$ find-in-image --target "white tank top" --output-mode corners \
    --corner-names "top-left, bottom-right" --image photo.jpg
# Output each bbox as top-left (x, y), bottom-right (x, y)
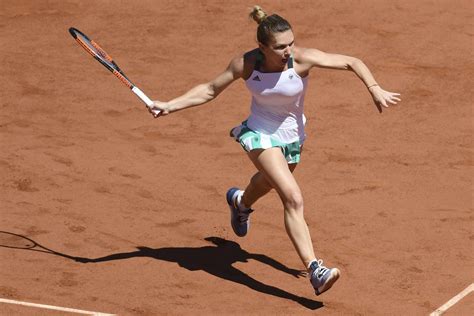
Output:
top-left (245, 59), bottom-right (308, 144)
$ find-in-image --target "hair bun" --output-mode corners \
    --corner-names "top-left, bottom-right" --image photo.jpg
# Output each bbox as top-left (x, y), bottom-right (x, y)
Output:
top-left (249, 5), bottom-right (267, 24)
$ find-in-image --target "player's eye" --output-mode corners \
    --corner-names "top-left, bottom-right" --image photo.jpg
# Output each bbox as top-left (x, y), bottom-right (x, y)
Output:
top-left (274, 41), bottom-right (294, 50)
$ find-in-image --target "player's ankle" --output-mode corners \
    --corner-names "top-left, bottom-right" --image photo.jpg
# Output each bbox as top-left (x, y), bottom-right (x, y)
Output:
top-left (237, 191), bottom-right (251, 211)
top-left (307, 259), bottom-right (318, 272)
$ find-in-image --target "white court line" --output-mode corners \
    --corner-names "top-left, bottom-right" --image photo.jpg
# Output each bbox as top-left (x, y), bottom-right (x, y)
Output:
top-left (430, 283), bottom-right (474, 316)
top-left (0, 298), bottom-right (115, 315)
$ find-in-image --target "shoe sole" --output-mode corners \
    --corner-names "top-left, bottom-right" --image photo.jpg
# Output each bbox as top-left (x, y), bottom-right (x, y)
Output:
top-left (315, 268), bottom-right (340, 296)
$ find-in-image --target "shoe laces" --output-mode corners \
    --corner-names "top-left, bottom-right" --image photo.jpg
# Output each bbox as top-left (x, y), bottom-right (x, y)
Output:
top-left (237, 208), bottom-right (253, 223)
top-left (311, 259), bottom-right (329, 278)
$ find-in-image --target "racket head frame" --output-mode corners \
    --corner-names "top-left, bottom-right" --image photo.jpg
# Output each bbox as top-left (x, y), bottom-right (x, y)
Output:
top-left (69, 27), bottom-right (133, 88)
top-left (69, 27), bottom-right (159, 114)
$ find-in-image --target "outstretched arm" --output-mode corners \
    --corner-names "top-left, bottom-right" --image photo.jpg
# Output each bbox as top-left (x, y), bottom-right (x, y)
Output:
top-left (300, 48), bottom-right (401, 112)
top-left (148, 56), bottom-right (243, 116)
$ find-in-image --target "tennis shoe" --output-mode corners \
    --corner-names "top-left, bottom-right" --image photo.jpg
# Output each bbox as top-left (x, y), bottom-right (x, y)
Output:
top-left (226, 187), bottom-right (253, 237)
top-left (309, 259), bottom-right (340, 295)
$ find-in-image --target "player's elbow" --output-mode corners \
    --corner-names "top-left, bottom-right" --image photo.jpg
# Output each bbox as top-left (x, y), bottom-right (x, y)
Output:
top-left (348, 57), bottom-right (363, 70)
top-left (206, 82), bottom-right (220, 100)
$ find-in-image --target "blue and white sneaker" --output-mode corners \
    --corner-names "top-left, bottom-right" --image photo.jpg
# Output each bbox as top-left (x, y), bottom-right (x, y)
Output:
top-left (309, 259), bottom-right (340, 295)
top-left (226, 187), bottom-right (253, 237)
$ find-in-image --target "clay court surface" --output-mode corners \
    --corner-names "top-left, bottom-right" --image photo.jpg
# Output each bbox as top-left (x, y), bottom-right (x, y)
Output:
top-left (1, 0), bottom-right (473, 315)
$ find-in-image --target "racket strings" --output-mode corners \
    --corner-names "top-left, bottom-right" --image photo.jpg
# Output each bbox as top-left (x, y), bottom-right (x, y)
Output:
top-left (74, 36), bottom-right (114, 69)
top-left (90, 40), bottom-right (113, 63)
top-left (73, 33), bottom-right (131, 87)
top-left (75, 38), bottom-right (99, 59)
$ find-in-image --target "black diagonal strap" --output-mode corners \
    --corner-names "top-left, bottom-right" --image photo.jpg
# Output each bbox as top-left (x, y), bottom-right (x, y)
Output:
top-left (255, 50), bottom-right (264, 71)
top-left (255, 51), bottom-right (293, 70)
top-left (288, 55), bottom-right (294, 68)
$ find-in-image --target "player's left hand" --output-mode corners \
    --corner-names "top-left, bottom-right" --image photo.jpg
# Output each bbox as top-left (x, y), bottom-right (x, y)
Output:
top-left (369, 85), bottom-right (401, 113)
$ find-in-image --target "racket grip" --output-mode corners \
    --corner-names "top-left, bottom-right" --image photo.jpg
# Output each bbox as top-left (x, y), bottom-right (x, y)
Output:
top-left (132, 86), bottom-right (161, 116)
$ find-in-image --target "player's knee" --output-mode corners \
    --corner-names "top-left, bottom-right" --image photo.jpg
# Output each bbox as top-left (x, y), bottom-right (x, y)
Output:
top-left (283, 191), bottom-right (304, 212)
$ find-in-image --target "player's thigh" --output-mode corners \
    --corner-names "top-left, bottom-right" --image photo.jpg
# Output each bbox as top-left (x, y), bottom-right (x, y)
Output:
top-left (254, 160), bottom-right (297, 187)
top-left (247, 148), bottom-right (301, 201)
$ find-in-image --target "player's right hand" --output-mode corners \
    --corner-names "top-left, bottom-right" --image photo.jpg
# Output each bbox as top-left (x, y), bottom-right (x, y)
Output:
top-left (148, 101), bottom-right (170, 118)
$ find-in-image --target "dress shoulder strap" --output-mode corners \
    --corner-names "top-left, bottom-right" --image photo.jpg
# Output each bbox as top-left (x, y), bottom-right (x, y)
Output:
top-left (254, 50), bottom-right (264, 71)
top-left (254, 51), bottom-right (294, 71)
top-left (288, 55), bottom-right (294, 68)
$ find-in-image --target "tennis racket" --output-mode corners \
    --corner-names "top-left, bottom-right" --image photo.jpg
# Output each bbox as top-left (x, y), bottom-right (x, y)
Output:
top-left (69, 27), bottom-right (160, 117)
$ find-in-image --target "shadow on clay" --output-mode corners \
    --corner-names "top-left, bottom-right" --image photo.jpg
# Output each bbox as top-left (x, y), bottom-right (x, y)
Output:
top-left (0, 231), bottom-right (323, 310)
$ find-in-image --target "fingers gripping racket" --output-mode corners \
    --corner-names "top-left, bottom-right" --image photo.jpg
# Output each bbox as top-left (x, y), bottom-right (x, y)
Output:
top-left (69, 27), bottom-right (160, 117)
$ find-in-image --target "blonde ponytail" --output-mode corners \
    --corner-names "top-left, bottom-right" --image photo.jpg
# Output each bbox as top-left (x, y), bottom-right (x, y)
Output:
top-left (249, 6), bottom-right (292, 45)
top-left (249, 5), bottom-right (267, 25)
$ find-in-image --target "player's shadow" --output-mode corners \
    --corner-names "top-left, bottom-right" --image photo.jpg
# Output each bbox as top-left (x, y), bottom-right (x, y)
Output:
top-left (0, 231), bottom-right (322, 310)
top-left (77, 236), bottom-right (323, 310)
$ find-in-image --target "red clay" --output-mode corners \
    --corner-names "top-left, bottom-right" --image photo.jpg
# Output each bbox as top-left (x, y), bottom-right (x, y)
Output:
top-left (1, 1), bottom-right (472, 315)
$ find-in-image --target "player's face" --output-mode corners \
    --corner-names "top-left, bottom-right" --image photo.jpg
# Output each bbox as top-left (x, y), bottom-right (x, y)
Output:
top-left (259, 30), bottom-right (295, 69)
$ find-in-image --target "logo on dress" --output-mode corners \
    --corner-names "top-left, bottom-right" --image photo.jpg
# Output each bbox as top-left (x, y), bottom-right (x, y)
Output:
top-left (289, 74), bottom-right (294, 79)
top-left (252, 75), bottom-right (261, 81)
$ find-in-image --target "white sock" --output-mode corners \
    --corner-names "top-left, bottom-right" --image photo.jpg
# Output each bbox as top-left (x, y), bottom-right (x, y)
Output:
top-left (236, 191), bottom-right (249, 211)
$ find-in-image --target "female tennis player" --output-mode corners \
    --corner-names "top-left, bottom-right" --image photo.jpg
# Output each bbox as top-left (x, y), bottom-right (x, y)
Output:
top-left (148, 6), bottom-right (401, 296)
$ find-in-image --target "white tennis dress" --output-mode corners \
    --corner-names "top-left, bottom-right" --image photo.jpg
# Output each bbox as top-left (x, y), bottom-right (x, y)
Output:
top-left (245, 58), bottom-right (308, 144)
